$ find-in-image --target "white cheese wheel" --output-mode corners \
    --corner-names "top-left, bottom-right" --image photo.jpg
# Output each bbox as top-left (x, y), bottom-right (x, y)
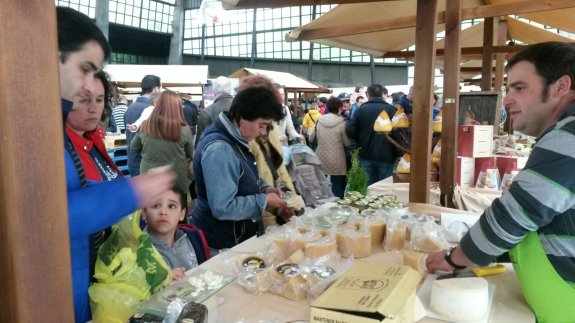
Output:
top-left (430, 277), bottom-right (489, 322)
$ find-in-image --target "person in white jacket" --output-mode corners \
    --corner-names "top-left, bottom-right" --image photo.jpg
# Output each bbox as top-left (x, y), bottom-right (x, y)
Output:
top-left (275, 85), bottom-right (304, 146)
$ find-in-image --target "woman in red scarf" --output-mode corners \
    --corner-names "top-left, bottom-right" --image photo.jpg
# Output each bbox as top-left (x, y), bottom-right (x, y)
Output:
top-left (65, 71), bottom-right (122, 182)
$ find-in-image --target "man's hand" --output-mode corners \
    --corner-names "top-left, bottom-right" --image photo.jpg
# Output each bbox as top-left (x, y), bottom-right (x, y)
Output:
top-left (426, 250), bottom-right (454, 273)
top-left (426, 247), bottom-right (472, 273)
top-left (129, 166), bottom-right (176, 208)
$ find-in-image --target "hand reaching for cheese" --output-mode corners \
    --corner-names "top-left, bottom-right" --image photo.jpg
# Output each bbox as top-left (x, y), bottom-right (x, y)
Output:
top-left (426, 250), bottom-right (456, 273)
top-left (276, 206), bottom-right (295, 222)
top-left (426, 247), bottom-right (473, 273)
top-left (171, 267), bottom-right (186, 281)
top-left (266, 192), bottom-right (288, 210)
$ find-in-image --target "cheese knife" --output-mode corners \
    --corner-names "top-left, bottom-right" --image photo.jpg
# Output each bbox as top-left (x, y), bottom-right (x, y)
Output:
top-left (437, 264), bottom-right (507, 280)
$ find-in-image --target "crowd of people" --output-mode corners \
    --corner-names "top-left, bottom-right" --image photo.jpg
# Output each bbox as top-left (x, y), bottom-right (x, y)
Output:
top-left (51, 6), bottom-right (575, 322)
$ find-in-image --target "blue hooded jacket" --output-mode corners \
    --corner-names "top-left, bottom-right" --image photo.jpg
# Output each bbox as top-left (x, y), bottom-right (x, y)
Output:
top-left (63, 99), bottom-right (138, 322)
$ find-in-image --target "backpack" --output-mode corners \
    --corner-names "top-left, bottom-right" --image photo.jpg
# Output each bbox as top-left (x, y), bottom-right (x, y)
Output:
top-left (178, 224), bottom-right (211, 265)
top-left (286, 144), bottom-right (338, 207)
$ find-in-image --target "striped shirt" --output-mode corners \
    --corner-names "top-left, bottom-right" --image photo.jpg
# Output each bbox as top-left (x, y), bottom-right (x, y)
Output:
top-left (112, 103), bottom-right (128, 132)
top-left (461, 112), bottom-right (575, 284)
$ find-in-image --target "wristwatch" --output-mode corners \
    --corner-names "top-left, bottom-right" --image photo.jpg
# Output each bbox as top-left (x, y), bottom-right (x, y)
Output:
top-left (444, 246), bottom-right (467, 270)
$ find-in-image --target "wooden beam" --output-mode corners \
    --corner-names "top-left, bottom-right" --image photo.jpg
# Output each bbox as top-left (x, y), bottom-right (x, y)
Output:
top-left (0, 2), bottom-right (75, 322)
top-left (383, 44), bottom-right (533, 59)
top-left (287, 0), bottom-right (575, 42)
top-left (459, 67), bottom-right (496, 73)
top-left (481, 17), bottom-right (495, 91)
top-left (439, 0), bottom-right (461, 209)
top-left (223, 0), bottom-right (388, 9)
top-left (410, 0), bottom-right (439, 204)
top-left (494, 18), bottom-right (508, 92)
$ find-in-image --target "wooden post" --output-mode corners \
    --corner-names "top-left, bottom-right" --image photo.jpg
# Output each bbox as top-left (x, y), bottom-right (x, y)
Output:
top-left (494, 18), bottom-right (507, 89)
top-left (439, 0), bottom-right (461, 208)
top-left (0, 2), bottom-right (74, 322)
top-left (410, 0), bottom-right (438, 203)
top-left (481, 17), bottom-right (495, 91)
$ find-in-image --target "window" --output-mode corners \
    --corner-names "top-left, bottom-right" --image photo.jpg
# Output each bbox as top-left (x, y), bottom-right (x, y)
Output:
top-left (56, 0), bottom-right (96, 17)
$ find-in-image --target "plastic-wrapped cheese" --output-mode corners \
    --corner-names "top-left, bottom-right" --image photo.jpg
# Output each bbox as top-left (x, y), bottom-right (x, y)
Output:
top-left (413, 235), bottom-right (443, 253)
top-left (305, 237), bottom-right (337, 258)
top-left (250, 269), bottom-right (271, 294)
top-left (430, 277), bottom-right (489, 322)
top-left (369, 218), bottom-right (386, 246)
top-left (338, 230), bottom-right (371, 258)
top-left (357, 218), bottom-right (386, 246)
top-left (270, 236), bottom-right (290, 258)
top-left (289, 232), bottom-right (321, 255)
top-left (384, 223), bottom-right (407, 250)
top-left (401, 250), bottom-right (427, 273)
top-left (288, 249), bottom-right (305, 264)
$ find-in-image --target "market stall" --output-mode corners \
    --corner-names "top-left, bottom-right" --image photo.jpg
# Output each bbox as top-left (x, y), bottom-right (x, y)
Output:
top-left (229, 67), bottom-right (331, 104)
top-left (104, 64), bottom-right (209, 101)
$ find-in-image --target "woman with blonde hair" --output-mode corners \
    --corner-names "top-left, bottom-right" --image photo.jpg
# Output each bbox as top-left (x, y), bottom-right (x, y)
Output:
top-left (131, 90), bottom-right (194, 196)
top-left (302, 102), bottom-right (321, 148)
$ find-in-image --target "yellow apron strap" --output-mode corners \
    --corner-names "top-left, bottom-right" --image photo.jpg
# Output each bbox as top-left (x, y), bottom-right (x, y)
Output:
top-left (509, 231), bottom-right (575, 323)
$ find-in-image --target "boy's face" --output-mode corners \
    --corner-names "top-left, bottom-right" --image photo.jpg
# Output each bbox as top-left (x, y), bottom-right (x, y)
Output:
top-left (59, 40), bottom-right (105, 102)
top-left (142, 190), bottom-right (185, 235)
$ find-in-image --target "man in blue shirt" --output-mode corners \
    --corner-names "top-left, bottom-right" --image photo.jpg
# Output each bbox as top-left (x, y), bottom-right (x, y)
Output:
top-left (124, 74), bottom-right (161, 176)
top-left (56, 7), bottom-right (175, 321)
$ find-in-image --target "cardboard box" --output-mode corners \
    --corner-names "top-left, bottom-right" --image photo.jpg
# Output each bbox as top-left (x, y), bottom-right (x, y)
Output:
top-left (456, 157), bottom-right (475, 188)
top-left (104, 134), bottom-right (127, 149)
top-left (473, 157), bottom-right (497, 186)
top-left (496, 156), bottom-right (528, 175)
top-left (458, 125), bottom-right (493, 158)
top-left (310, 264), bottom-right (421, 323)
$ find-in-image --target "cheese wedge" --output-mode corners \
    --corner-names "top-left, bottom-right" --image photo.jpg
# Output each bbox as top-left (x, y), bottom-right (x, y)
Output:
top-left (414, 235), bottom-right (443, 253)
top-left (401, 250), bottom-right (427, 273)
top-left (288, 249), bottom-right (305, 264)
top-left (305, 237), bottom-right (337, 258)
top-left (397, 153), bottom-right (411, 174)
top-left (384, 223), bottom-right (407, 250)
top-left (373, 110), bottom-right (392, 132)
top-left (289, 233), bottom-right (321, 255)
top-left (338, 230), bottom-right (372, 258)
top-left (391, 107), bottom-right (410, 128)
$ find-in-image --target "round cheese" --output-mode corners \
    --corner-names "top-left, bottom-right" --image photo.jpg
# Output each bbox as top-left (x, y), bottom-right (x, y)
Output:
top-left (430, 277), bottom-right (489, 322)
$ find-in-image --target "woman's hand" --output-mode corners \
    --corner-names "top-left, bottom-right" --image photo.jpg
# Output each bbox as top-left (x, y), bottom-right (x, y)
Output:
top-left (171, 267), bottom-right (186, 281)
top-left (276, 206), bottom-right (295, 222)
top-left (266, 192), bottom-right (287, 209)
